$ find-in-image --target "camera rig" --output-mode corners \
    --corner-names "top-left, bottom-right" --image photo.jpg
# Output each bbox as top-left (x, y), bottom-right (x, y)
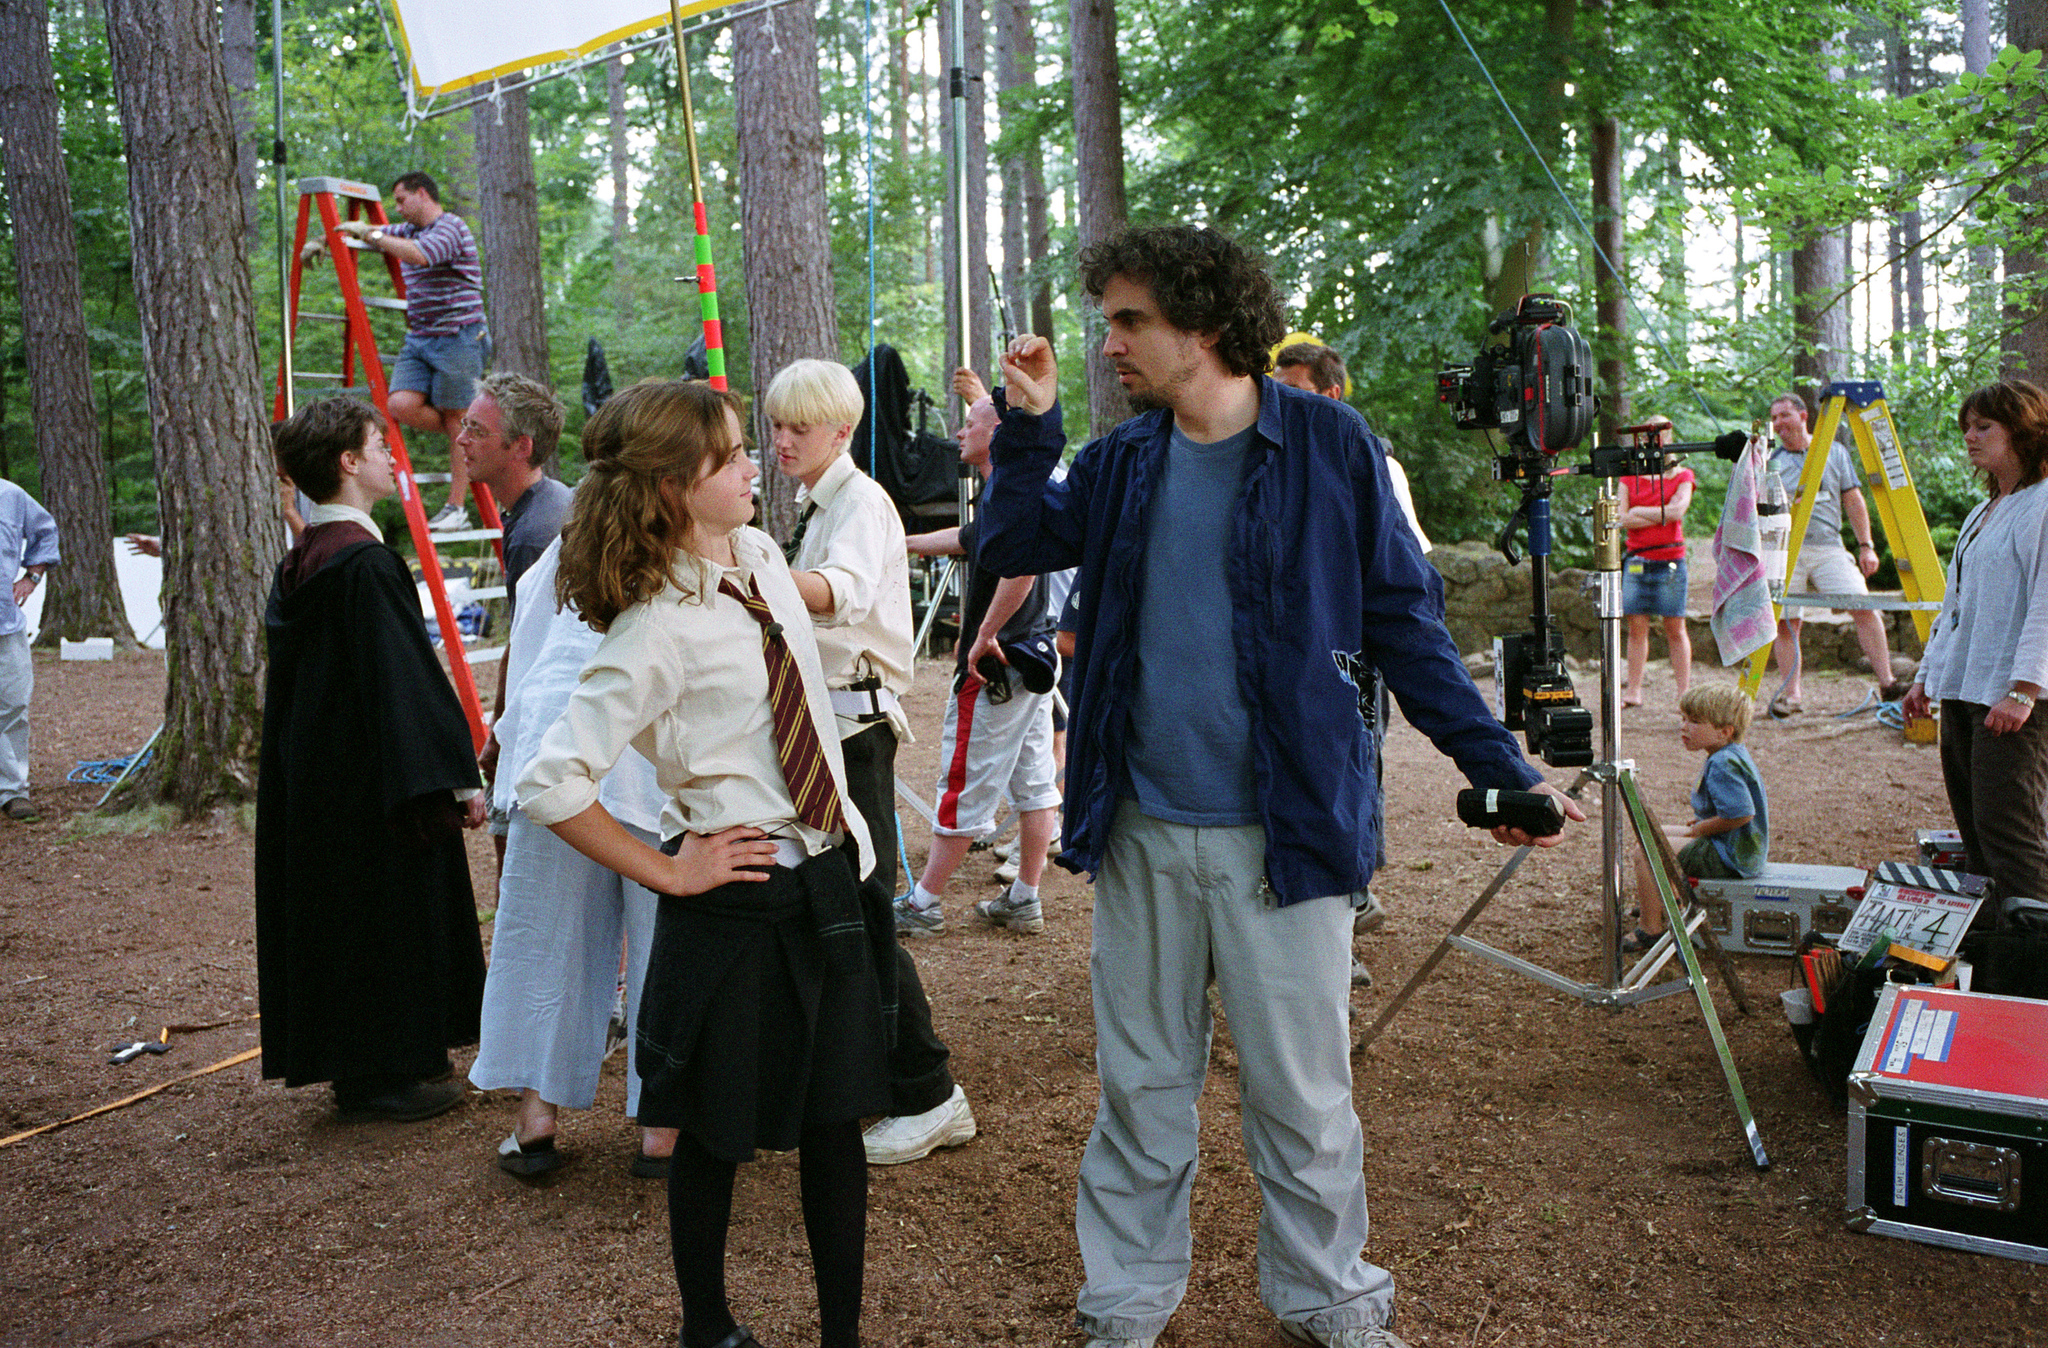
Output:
top-left (1437, 295), bottom-right (1746, 768)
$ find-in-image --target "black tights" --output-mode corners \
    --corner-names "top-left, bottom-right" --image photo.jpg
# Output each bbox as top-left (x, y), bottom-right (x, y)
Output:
top-left (668, 1117), bottom-right (868, 1348)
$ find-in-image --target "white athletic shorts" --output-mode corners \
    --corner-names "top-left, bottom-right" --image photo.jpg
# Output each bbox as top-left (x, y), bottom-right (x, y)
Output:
top-left (931, 668), bottom-right (1061, 838)
top-left (1788, 542), bottom-right (1867, 606)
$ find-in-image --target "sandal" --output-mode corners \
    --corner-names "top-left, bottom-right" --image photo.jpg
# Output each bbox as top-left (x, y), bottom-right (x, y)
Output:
top-left (496, 1131), bottom-right (562, 1177)
top-left (1768, 693), bottom-right (1801, 719)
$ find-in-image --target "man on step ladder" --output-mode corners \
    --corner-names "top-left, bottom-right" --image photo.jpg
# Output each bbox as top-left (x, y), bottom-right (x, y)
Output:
top-left (337, 171), bottom-right (490, 532)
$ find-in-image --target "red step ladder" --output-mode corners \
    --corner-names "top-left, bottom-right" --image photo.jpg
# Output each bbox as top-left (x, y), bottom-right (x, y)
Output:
top-left (272, 175), bottom-right (505, 749)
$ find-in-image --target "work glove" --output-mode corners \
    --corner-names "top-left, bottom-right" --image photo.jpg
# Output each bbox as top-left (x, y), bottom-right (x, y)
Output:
top-left (335, 219), bottom-right (377, 241)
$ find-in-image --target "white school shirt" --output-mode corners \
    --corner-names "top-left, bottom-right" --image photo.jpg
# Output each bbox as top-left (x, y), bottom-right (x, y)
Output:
top-left (792, 452), bottom-right (914, 739)
top-left (517, 526), bottom-right (872, 877)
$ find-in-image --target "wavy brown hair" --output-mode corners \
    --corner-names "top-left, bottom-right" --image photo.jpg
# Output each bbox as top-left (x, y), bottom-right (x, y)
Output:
top-left (1079, 225), bottom-right (1287, 378)
top-left (556, 379), bottom-right (744, 631)
top-left (1957, 379), bottom-right (2048, 495)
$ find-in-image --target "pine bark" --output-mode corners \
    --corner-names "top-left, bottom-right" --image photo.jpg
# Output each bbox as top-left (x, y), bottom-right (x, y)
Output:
top-left (103, 0), bottom-right (279, 813)
top-left (1070, 0), bottom-right (1129, 435)
top-left (0, 0), bottom-right (131, 646)
top-left (2005, 0), bottom-right (2048, 378)
top-left (471, 80), bottom-right (550, 383)
top-left (1590, 111), bottom-right (1626, 434)
top-left (994, 0), bottom-right (1052, 345)
top-left (940, 0), bottom-right (991, 408)
top-left (733, 0), bottom-right (837, 541)
top-left (219, 0), bottom-right (258, 249)
top-left (1793, 35), bottom-right (1851, 397)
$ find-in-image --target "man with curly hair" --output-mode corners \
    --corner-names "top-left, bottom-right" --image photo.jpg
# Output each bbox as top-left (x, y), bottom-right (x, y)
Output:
top-left (975, 225), bottom-right (1579, 1348)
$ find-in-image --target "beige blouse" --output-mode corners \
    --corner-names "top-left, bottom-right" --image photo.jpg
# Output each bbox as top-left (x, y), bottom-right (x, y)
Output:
top-left (516, 525), bottom-right (872, 877)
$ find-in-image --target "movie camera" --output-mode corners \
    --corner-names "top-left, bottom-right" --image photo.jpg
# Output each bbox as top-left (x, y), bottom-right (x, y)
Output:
top-left (1437, 295), bottom-right (1746, 768)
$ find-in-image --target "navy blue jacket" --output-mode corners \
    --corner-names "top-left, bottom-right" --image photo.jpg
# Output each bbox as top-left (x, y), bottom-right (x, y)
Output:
top-left (976, 377), bottom-right (1542, 905)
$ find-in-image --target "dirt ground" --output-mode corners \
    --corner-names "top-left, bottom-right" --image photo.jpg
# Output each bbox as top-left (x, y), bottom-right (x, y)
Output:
top-left (2, 647), bottom-right (2041, 1348)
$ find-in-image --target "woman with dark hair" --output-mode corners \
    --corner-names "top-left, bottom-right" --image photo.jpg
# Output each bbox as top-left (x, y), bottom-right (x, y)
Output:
top-left (1903, 379), bottom-right (2048, 920)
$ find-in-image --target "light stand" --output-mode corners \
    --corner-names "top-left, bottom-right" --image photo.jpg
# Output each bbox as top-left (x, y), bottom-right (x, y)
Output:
top-left (1358, 426), bottom-right (1769, 1169)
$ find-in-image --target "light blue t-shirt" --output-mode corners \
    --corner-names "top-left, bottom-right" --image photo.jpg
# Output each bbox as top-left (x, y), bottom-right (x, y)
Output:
top-left (1693, 742), bottom-right (1769, 877)
top-left (1769, 441), bottom-right (1862, 549)
top-left (1124, 422), bottom-right (1260, 826)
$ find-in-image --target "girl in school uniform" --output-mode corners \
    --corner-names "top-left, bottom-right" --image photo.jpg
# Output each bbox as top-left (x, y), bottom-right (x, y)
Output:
top-left (517, 378), bottom-right (891, 1348)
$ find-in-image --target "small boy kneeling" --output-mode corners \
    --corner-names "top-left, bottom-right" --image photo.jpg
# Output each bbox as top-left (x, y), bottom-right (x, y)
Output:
top-left (1624, 685), bottom-right (1770, 954)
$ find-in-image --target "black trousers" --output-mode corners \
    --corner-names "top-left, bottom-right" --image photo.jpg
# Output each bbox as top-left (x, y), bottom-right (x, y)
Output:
top-left (840, 721), bottom-right (956, 1116)
top-left (1940, 698), bottom-right (2048, 921)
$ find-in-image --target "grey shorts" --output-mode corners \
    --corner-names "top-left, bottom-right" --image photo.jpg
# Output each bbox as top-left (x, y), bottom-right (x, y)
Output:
top-left (930, 669), bottom-right (1060, 838)
top-left (390, 323), bottom-right (491, 410)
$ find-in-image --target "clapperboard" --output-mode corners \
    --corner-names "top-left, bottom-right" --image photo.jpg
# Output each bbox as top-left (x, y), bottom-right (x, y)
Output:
top-left (1838, 880), bottom-right (1984, 959)
top-left (1871, 861), bottom-right (1991, 899)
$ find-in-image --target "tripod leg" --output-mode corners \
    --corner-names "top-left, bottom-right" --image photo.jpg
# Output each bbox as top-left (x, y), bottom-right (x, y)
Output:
top-left (1355, 843), bottom-right (1535, 1053)
top-left (1633, 795), bottom-right (1752, 1014)
top-left (1618, 768), bottom-right (1769, 1169)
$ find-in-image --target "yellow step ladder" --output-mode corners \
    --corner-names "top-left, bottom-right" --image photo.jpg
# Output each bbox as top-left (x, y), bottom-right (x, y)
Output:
top-left (1740, 380), bottom-right (1947, 699)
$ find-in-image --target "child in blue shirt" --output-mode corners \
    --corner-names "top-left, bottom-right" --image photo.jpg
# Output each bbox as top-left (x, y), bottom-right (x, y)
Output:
top-left (1625, 684), bottom-right (1770, 953)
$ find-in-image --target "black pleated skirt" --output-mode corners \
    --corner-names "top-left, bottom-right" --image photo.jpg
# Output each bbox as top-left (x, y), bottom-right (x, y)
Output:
top-left (634, 846), bottom-right (891, 1163)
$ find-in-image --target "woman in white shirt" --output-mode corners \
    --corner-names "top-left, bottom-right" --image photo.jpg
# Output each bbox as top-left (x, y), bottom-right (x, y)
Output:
top-left (518, 378), bottom-right (887, 1348)
top-left (1904, 380), bottom-right (2048, 923)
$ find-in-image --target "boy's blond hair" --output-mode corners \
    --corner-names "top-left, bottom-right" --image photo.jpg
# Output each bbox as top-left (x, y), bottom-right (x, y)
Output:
top-left (1679, 685), bottom-right (1753, 742)
top-left (763, 358), bottom-right (863, 429)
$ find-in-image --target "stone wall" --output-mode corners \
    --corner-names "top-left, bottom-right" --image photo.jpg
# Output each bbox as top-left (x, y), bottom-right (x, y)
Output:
top-left (1428, 539), bottom-right (1924, 675)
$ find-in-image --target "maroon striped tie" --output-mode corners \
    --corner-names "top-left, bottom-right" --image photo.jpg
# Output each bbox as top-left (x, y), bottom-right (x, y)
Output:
top-left (719, 577), bottom-right (848, 837)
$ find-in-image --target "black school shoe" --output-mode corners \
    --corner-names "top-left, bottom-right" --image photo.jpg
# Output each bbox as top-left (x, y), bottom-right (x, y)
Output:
top-left (333, 1075), bottom-right (466, 1123)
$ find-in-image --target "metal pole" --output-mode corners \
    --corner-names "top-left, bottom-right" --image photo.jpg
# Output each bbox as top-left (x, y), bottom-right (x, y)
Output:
top-left (1594, 477), bottom-right (1626, 989)
top-left (669, 0), bottom-right (727, 391)
top-left (948, 0), bottom-right (971, 408)
top-left (272, 0), bottom-right (293, 416)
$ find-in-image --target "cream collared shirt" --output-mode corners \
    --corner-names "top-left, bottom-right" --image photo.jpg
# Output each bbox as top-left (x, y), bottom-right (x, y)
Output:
top-left (304, 502), bottom-right (381, 541)
top-left (793, 452), bottom-right (915, 738)
top-left (517, 526), bottom-right (872, 877)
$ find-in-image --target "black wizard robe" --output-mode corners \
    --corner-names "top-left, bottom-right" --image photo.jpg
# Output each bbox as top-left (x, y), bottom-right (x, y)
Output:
top-left (254, 523), bottom-right (487, 1088)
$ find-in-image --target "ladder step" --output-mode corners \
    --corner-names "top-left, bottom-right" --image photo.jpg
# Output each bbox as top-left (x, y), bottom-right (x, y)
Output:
top-left (293, 370), bottom-right (346, 381)
top-left (363, 295), bottom-right (409, 312)
top-left (462, 645), bottom-right (508, 665)
top-left (462, 585), bottom-right (509, 602)
top-left (425, 528), bottom-right (504, 544)
top-left (414, 472), bottom-right (450, 484)
top-left (298, 174), bottom-right (382, 201)
top-left (299, 312), bottom-right (352, 324)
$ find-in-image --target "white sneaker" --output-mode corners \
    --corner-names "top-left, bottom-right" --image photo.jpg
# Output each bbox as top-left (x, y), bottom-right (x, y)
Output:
top-left (1279, 1323), bottom-right (1410, 1348)
top-left (993, 858), bottom-right (1019, 885)
top-left (862, 1085), bottom-right (977, 1164)
top-left (974, 891), bottom-right (1043, 934)
top-left (991, 839), bottom-right (1018, 863)
top-left (1353, 890), bottom-right (1386, 935)
top-left (428, 502), bottom-right (471, 531)
top-left (893, 894), bottom-right (944, 937)
top-left (1350, 956), bottom-right (1373, 988)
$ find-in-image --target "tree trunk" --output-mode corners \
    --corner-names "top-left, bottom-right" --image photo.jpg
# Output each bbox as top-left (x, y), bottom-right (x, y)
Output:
top-left (994, 0), bottom-right (1052, 345)
top-left (1486, 0), bottom-right (1575, 320)
top-left (219, 0), bottom-right (258, 250)
top-left (1590, 112), bottom-right (1626, 435)
top-left (607, 43), bottom-right (633, 327)
top-left (471, 80), bottom-right (549, 383)
top-left (1070, 0), bottom-right (1129, 435)
top-left (733, 0), bottom-right (837, 541)
top-left (939, 0), bottom-right (991, 409)
top-left (1890, 29), bottom-right (1925, 353)
top-left (102, 0), bottom-right (278, 813)
top-left (2005, 0), bottom-right (2048, 378)
top-left (1, 0), bottom-right (131, 646)
top-left (1793, 34), bottom-right (1851, 398)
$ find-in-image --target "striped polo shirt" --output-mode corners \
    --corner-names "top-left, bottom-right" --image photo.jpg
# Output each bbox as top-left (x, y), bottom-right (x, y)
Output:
top-left (386, 212), bottom-right (485, 337)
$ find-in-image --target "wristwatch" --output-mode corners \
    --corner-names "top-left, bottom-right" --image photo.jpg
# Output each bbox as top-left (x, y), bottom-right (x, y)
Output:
top-left (2007, 690), bottom-right (2036, 710)
top-left (1856, 540), bottom-right (1875, 550)
top-left (369, 228), bottom-right (385, 243)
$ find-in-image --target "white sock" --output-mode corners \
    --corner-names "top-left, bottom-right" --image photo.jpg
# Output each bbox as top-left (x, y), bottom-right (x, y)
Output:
top-left (911, 883), bottom-right (943, 912)
top-left (1007, 880), bottom-right (1038, 905)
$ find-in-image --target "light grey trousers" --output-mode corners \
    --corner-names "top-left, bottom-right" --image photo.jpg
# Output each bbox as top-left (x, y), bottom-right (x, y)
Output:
top-left (469, 814), bottom-right (659, 1115)
top-left (1075, 802), bottom-right (1394, 1341)
top-left (0, 630), bottom-right (31, 801)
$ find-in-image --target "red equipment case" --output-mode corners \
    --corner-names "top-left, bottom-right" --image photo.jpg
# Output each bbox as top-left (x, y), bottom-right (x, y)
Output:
top-left (1845, 984), bottom-right (2048, 1263)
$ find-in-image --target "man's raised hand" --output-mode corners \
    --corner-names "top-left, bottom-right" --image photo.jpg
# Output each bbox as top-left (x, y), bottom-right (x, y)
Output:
top-left (1000, 335), bottom-right (1058, 415)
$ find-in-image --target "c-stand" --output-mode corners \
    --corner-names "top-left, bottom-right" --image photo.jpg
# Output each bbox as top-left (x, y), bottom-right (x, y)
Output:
top-left (1358, 423), bottom-right (1770, 1170)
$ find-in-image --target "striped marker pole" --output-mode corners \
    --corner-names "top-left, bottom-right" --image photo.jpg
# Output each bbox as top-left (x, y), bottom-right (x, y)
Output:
top-left (670, 0), bottom-right (727, 391)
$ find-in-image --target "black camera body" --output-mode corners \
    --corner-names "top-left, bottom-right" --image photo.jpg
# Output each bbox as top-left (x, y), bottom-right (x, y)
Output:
top-left (1436, 294), bottom-right (1596, 455)
top-left (1494, 629), bottom-right (1594, 768)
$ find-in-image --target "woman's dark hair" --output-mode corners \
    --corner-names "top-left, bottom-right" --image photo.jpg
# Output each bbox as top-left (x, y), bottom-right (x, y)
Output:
top-left (273, 397), bottom-right (379, 502)
top-left (1079, 225), bottom-right (1287, 378)
top-left (1957, 379), bottom-right (2048, 494)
